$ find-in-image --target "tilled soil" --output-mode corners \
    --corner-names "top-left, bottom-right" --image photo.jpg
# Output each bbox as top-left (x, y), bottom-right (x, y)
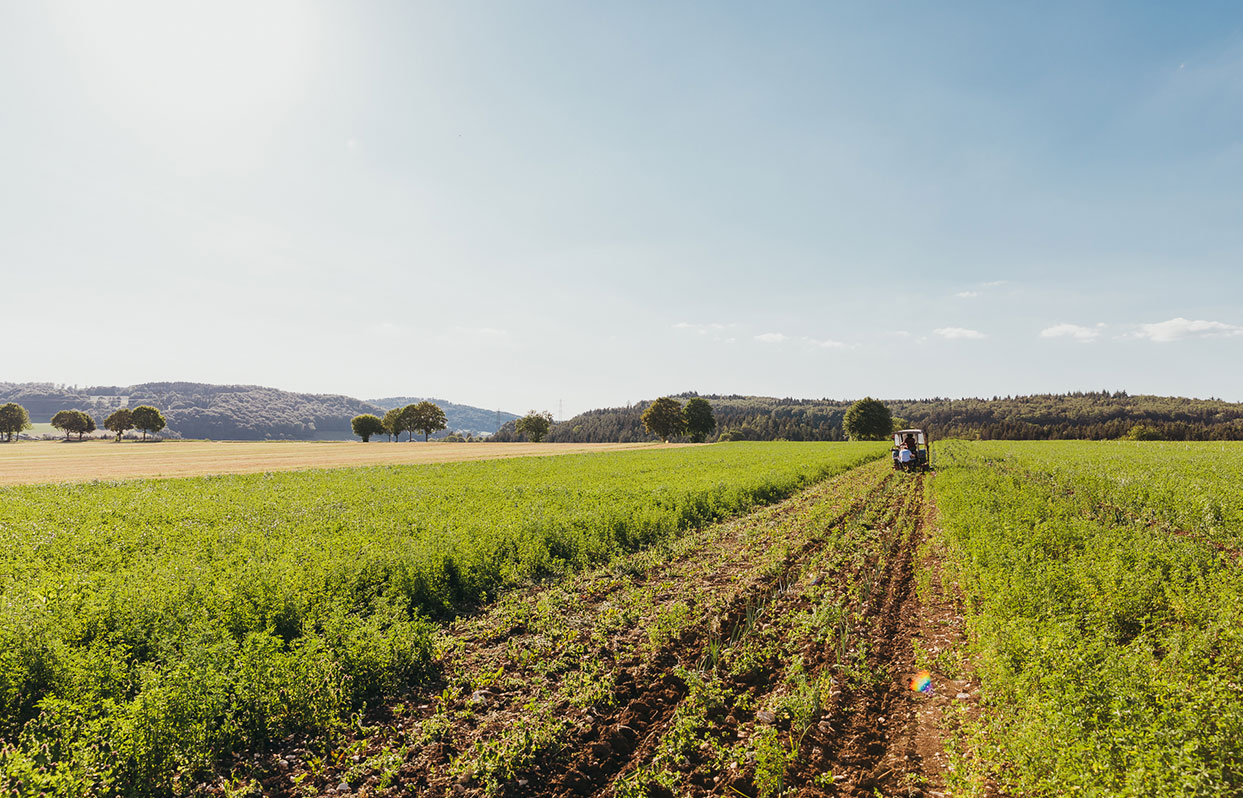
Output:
top-left (206, 461), bottom-right (982, 798)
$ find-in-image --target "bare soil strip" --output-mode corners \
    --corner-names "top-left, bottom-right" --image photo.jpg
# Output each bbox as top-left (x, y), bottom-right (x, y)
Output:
top-left (0, 441), bottom-right (685, 485)
top-left (200, 461), bottom-right (979, 798)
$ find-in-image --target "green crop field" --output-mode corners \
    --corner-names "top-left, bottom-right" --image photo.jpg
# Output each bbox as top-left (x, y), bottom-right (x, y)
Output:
top-left (0, 442), bottom-right (884, 796)
top-left (932, 441), bottom-right (1243, 795)
top-left (7, 439), bottom-right (1242, 798)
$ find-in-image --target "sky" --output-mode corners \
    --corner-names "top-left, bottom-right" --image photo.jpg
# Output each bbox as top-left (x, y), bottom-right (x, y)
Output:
top-left (3, 1), bottom-right (1242, 416)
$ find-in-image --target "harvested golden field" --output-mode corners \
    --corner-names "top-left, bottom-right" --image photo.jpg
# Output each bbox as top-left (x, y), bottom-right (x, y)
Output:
top-left (0, 440), bottom-right (686, 485)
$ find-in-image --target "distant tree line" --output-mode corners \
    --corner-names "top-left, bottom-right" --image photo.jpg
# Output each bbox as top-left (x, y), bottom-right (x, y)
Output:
top-left (0, 403), bottom-right (167, 442)
top-left (491, 391), bottom-right (1243, 443)
top-left (352, 401), bottom-right (449, 442)
top-left (11, 387), bottom-right (1243, 444)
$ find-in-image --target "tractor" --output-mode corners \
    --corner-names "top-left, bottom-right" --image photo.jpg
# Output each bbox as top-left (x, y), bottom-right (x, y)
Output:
top-left (891, 428), bottom-right (931, 473)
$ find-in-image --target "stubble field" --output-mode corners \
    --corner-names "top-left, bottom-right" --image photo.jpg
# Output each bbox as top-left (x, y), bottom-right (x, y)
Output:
top-left (0, 440), bottom-right (686, 486)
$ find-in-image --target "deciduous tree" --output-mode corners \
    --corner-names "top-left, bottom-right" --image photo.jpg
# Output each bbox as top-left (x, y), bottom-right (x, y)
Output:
top-left (642, 397), bottom-right (686, 442)
top-left (515, 410), bottom-right (553, 443)
top-left (130, 405), bottom-right (166, 441)
top-left (843, 397), bottom-right (892, 441)
top-left (51, 409), bottom-right (93, 440)
top-left (351, 413), bottom-right (385, 443)
top-left (683, 398), bottom-right (716, 443)
top-left (407, 401), bottom-right (447, 442)
top-left (0, 402), bottom-right (31, 442)
top-left (1123, 423), bottom-right (1165, 441)
top-left (383, 407), bottom-right (406, 442)
top-left (104, 408), bottom-right (134, 442)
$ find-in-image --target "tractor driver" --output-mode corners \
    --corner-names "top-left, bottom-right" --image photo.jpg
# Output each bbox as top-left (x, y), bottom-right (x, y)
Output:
top-left (898, 443), bottom-right (914, 472)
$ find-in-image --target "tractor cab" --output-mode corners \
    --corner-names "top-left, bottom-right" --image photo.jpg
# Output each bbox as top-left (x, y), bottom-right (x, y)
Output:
top-left (892, 429), bottom-right (931, 472)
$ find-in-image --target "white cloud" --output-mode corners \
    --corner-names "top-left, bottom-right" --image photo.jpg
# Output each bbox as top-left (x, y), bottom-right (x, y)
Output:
top-left (674, 322), bottom-right (732, 334)
top-left (955, 291), bottom-right (981, 298)
top-left (982, 280), bottom-right (1007, 287)
top-left (933, 327), bottom-right (986, 340)
top-left (1133, 317), bottom-right (1243, 343)
top-left (755, 332), bottom-right (788, 344)
top-left (674, 322), bottom-right (736, 343)
top-left (1040, 323), bottom-right (1103, 341)
top-left (807, 337), bottom-right (846, 349)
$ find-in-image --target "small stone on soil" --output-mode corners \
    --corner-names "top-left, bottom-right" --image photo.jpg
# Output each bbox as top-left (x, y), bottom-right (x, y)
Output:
top-left (756, 710), bottom-right (777, 725)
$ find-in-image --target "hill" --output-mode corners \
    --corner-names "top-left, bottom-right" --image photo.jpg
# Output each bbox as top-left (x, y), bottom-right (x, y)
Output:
top-left (489, 391), bottom-right (1243, 443)
top-left (369, 397), bottom-right (518, 435)
top-left (0, 382), bottom-right (514, 441)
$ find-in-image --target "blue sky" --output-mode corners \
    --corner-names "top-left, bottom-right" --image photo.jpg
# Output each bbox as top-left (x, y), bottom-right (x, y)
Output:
top-left (3, 1), bottom-right (1242, 416)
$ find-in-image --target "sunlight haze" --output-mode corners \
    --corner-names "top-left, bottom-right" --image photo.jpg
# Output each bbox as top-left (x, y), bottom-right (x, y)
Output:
top-left (4, 1), bottom-right (1242, 414)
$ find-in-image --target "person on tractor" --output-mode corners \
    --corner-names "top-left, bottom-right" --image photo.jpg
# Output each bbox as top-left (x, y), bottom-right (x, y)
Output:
top-left (898, 443), bottom-right (915, 472)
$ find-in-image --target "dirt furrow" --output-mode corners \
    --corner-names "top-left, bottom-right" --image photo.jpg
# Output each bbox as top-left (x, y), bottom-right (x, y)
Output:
top-left (793, 474), bottom-right (925, 795)
top-left (586, 483), bottom-right (901, 798)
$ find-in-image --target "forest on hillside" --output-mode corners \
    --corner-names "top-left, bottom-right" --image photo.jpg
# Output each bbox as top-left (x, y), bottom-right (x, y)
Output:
top-left (489, 392), bottom-right (1243, 443)
top-left (0, 383), bottom-right (509, 441)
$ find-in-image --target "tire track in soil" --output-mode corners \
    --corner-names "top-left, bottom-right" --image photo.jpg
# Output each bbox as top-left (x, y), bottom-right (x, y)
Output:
top-left (586, 473), bottom-right (913, 798)
top-left (547, 472), bottom-right (899, 798)
top-left (795, 474), bottom-right (927, 796)
top-left (791, 474), bottom-right (988, 798)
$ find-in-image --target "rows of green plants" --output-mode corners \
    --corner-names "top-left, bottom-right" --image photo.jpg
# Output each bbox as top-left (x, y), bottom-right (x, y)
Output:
top-left (618, 467), bottom-right (917, 798)
top-left (933, 442), bottom-right (1243, 796)
top-left (0, 442), bottom-right (884, 797)
top-left (425, 461), bottom-right (896, 798)
top-left (963, 440), bottom-right (1243, 548)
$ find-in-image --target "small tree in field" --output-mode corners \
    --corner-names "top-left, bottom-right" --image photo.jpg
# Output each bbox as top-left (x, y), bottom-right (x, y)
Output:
top-left (383, 407), bottom-right (405, 442)
top-left (351, 413), bottom-right (385, 442)
top-left (407, 401), bottom-right (448, 442)
top-left (683, 398), bottom-right (716, 443)
top-left (1123, 423), bottom-right (1165, 441)
top-left (79, 412), bottom-right (97, 440)
top-left (642, 397), bottom-right (686, 442)
top-left (515, 410), bottom-right (553, 442)
top-left (843, 397), bottom-right (892, 441)
top-left (130, 405), bottom-right (166, 441)
top-left (51, 409), bottom-right (93, 440)
top-left (104, 408), bottom-right (134, 442)
top-left (0, 403), bottom-right (31, 442)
